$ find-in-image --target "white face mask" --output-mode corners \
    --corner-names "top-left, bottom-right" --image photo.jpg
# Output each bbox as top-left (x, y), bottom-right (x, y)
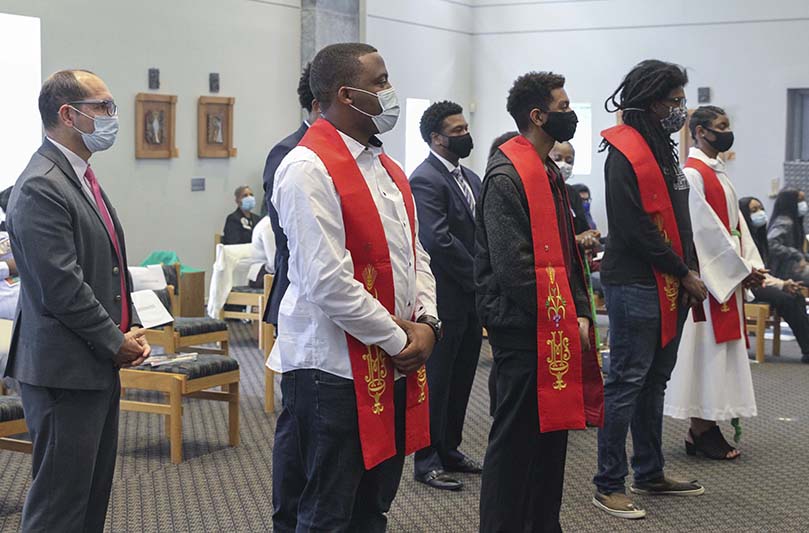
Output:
top-left (749, 210), bottom-right (768, 228)
top-left (345, 86), bottom-right (400, 134)
top-left (557, 161), bottom-right (573, 181)
top-left (799, 201), bottom-right (809, 218)
top-left (71, 106), bottom-right (119, 152)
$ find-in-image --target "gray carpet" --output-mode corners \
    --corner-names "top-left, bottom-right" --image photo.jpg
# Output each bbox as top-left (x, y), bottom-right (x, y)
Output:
top-left (1, 322), bottom-right (808, 532)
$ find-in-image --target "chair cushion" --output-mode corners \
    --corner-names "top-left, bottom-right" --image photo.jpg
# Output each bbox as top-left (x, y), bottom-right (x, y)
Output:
top-left (174, 317), bottom-right (228, 337)
top-left (0, 395), bottom-right (24, 423)
top-left (231, 285), bottom-right (263, 294)
top-left (133, 354), bottom-right (238, 380)
top-left (161, 264), bottom-right (180, 295)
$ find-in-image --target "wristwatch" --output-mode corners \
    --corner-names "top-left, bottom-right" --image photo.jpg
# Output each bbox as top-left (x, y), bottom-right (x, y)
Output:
top-left (417, 314), bottom-right (443, 342)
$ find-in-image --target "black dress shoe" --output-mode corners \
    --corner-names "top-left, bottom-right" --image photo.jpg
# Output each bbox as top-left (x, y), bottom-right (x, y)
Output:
top-left (445, 455), bottom-right (483, 474)
top-left (415, 470), bottom-right (463, 491)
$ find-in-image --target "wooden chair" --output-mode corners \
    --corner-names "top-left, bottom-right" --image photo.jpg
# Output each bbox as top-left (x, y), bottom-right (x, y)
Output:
top-left (260, 274), bottom-right (276, 413)
top-left (0, 396), bottom-right (31, 454)
top-left (144, 284), bottom-right (229, 355)
top-left (120, 355), bottom-right (240, 464)
top-left (744, 303), bottom-right (781, 364)
top-left (213, 241), bottom-right (265, 347)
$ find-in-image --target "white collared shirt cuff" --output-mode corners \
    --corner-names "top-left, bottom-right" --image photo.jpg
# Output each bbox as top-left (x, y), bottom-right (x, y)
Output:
top-left (381, 327), bottom-right (408, 358)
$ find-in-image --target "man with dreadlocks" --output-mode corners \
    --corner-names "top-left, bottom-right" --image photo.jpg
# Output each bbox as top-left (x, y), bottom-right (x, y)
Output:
top-left (592, 59), bottom-right (708, 520)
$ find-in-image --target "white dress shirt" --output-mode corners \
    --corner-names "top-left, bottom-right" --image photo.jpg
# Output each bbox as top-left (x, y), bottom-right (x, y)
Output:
top-left (46, 137), bottom-right (98, 207)
top-left (268, 129), bottom-right (438, 380)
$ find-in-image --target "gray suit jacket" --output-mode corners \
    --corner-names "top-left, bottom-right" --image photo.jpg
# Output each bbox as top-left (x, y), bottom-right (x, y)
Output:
top-left (3, 139), bottom-right (137, 390)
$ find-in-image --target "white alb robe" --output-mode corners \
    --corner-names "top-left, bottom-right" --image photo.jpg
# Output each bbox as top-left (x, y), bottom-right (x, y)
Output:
top-left (664, 148), bottom-right (760, 421)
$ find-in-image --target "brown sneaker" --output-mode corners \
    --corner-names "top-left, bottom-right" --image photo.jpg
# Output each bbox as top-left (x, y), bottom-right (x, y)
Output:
top-left (630, 476), bottom-right (705, 496)
top-left (591, 491), bottom-right (647, 519)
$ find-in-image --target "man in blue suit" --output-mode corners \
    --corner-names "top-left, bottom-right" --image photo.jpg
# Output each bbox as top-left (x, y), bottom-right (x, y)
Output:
top-left (261, 62), bottom-right (320, 328)
top-left (410, 101), bottom-right (483, 490)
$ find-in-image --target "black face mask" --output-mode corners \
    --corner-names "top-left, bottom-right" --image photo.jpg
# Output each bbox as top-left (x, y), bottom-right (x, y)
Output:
top-left (541, 109), bottom-right (578, 142)
top-left (443, 132), bottom-right (474, 159)
top-left (705, 128), bottom-right (734, 153)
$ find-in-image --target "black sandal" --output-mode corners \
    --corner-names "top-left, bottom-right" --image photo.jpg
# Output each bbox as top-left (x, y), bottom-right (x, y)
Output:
top-left (685, 426), bottom-right (739, 460)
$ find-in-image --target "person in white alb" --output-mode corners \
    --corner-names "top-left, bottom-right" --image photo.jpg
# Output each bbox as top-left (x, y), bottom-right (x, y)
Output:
top-left (268, 43), bottom-right (439, 533)
top-left (247, 215), bottom-right (275, 288)
top-left (664, 106), bottom-right (765, 460)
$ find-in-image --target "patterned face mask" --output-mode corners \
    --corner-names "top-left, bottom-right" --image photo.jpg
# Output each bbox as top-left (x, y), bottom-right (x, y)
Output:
top-left (660, 103), bottom-right (687, 133)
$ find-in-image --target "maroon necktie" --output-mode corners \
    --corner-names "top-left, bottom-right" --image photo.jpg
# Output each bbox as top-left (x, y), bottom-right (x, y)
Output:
top-left (84, 166), bottom-right (130, 332)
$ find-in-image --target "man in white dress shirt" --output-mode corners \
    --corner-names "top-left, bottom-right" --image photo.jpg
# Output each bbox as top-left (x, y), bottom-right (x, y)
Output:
top-left (268, 43), bottom-right (439, 532)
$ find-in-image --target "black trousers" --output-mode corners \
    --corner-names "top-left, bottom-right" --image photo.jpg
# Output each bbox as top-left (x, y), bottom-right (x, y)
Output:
top-left (414, 310), bottom-right (482, 476)
top-left (272, 369), bottom-right (406, 533)
top-left (753, 285), bottom-right (809, 354)
top-left (479, 346), bottom-right (568, 533)
top-left (19, 373), bottom-right (121, 533)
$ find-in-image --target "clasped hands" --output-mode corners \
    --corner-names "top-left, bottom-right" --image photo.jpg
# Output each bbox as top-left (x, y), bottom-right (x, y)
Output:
top-left (387, 316), bottom-right (435, 375)
top-left (114, 328), bottom-right (152, 368)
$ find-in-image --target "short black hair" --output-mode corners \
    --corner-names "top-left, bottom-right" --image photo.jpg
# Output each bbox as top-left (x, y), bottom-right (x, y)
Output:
top-left (506, 72), bottom-right (566, 132)
top-left (689, 105), bottom-right (726, 140)
top-left (489, 131), bottom-right (519, 158)
top-left (419, 100), bottom-right (463, 144)
top-left (310, 43), bottom-right (378, 111)
top-left (39, 70), bottom-right (93, 129)
top-left (297, 62), bottom-right (315, 112)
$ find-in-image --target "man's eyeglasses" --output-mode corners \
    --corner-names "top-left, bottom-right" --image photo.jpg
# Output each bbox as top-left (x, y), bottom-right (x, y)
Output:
top-left (68, 99), bottom-right (118, 117)
top-left (667, 96), bottom-right (687, 108)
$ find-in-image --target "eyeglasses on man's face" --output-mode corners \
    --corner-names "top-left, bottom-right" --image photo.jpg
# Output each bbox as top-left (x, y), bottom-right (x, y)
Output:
top-left (68, 99), bottom-right (118, 117)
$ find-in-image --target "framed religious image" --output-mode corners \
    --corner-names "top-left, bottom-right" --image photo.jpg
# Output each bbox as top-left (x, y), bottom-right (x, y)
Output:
top-left (135, 93), bottom-right (178, 159)
top-left (198, 96), bottom-right (237, 158)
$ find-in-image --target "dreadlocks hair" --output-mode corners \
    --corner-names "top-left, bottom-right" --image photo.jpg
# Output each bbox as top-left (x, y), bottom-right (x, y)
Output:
top-left (604, 59), bottom-right (688, 170)
top-left (688, 105), bottom-right (726, 141)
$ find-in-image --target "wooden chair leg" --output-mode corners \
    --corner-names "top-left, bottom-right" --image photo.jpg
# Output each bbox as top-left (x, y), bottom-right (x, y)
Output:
top-left (228, 382), bottom-right (240, 447)
top-left (772, 312), bottom-right (781, 357)
top-left (169, 379), bottom-right (183, 464)
top-left (264, 367), bottom-right (274, 414)
top-left (755, 307), bottom-right (767, 364)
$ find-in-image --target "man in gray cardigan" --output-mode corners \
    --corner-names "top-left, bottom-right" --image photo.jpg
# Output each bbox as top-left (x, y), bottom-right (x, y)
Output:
top-left (4, 70), bottom-right (150, 532)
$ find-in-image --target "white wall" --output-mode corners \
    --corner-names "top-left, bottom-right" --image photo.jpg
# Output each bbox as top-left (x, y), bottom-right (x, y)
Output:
top-left (0, 0), bottom-right (302, 282)
top-left (472, 0), bottom-right (809, 229)
top-left (366, 0), bottom-right (474, 166)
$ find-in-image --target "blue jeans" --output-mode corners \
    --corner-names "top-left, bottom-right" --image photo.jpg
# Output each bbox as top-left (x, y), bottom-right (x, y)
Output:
top-left (272, 369), bottom-right (406, 533)
top-left (593, 283), bottom-right (686, 494)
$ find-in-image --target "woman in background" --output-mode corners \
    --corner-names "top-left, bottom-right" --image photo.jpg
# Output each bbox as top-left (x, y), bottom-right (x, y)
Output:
top-left (767, 188), bottom-right (809, 285)
top-left (741, 196), bottom-right (809, 364)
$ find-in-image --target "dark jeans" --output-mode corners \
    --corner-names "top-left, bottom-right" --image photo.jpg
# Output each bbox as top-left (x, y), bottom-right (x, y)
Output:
top-left (19, 373), bottom-right (120, 533)
top-left (414, 311), bottom-right (482, 476)
top-left (752, 285), bottom-right (809, 354)
top-left (272, 369), bottom-right (406, 533)
top-left (594, 283), bottom-right (686, 494)
top-left (480, 346), bottom-right (568, 533)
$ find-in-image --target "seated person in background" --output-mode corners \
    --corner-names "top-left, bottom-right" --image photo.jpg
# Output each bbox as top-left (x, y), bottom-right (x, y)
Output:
top-left (248, 215), bottom-right (276, 289)
top-left (766, 188), bottom-right (809, 285)
top-left (741, 196), bottom-right (809, 364)
top-left (571, 184), bottom-right (598, 231)
top-left (0, 187), bottom-right (19, 319)
top-left (223, 185), bottom-right (261, 244)
top-left (0, 232), bottom-right (19, 320)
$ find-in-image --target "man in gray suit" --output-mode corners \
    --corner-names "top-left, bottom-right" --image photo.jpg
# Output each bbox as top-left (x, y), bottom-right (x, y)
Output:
top-left (4, 70), bottom-right (150, 532)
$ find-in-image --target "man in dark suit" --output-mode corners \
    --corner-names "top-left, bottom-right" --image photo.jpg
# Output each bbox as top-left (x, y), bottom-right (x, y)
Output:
top-left (262, 62), bottom-right (320, 328)
top-left (4, 70), bottom-right (150, 532)
top-left (410, 101), bottom-right (483, 490)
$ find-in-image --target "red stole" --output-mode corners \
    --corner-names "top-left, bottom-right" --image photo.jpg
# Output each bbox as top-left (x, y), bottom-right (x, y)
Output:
top-left (298, 119), bottom-right (430, 470)
top-left (602, 125), bottom-right (684, 347)
top-left (685, 157), bottom-right (744, 343)
top-left (499, 136), bottom-right (604, 432)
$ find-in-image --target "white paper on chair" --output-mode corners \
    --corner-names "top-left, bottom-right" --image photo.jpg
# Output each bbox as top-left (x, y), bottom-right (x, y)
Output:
top-left (129, 264), bottom-right (168, 291)
top-left (131, 290), bottom-right (173, 329)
